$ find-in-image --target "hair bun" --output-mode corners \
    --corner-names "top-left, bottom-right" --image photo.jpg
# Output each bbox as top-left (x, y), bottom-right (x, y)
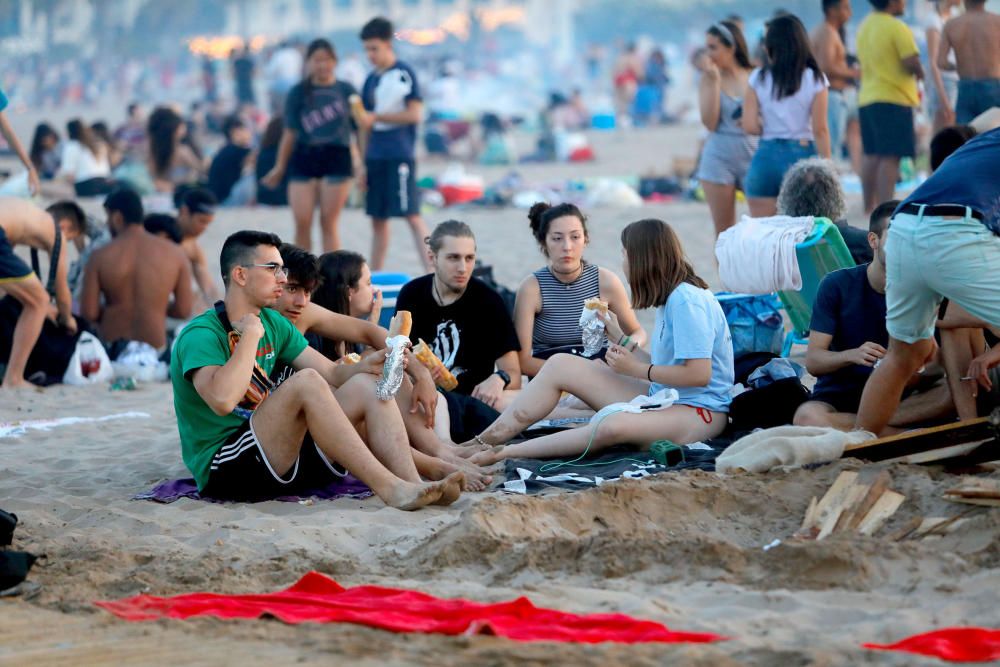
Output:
top-left (527, 202), bottom-right (551, 231)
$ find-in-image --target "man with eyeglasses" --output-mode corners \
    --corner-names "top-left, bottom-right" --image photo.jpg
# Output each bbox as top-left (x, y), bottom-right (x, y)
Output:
top-left (81, 188), bottom-right (193, 354)
top-left (170, 230), bottom-right (463, 508)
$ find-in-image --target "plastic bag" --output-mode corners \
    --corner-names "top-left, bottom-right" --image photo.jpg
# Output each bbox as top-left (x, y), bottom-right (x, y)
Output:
top-left (63, 332), bottom-right (113, 385)
top-left (578, 308), bottom-right (606, 357)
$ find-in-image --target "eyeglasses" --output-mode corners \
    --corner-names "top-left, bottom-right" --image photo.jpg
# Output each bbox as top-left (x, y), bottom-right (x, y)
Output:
top-left (242, 262), bottom-right (289, 278)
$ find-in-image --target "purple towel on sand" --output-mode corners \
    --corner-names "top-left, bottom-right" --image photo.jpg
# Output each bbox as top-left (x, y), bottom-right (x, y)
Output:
top-left (133, 476), bottom-right (372, 504)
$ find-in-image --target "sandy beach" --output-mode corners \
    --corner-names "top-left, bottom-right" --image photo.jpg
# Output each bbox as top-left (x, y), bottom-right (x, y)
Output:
top-left (2, 124), bottom-right (998, 665)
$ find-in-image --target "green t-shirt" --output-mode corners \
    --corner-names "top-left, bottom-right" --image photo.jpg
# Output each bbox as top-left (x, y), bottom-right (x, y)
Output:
top-left (170, 307), bottom-right (308, 490)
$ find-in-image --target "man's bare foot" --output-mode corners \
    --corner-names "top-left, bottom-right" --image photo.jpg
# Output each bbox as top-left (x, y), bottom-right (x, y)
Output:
top-left (0, 378), bottom-right (34, 390)
top-left (449, 442), bottom-right (491, 458)
top-left (433, 471), bottom-right (464, 505)
top-left (469, 445), bottom-right (505, 467)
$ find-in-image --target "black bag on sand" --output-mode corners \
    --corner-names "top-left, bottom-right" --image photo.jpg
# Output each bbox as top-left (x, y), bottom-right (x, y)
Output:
top-left (0, 509), bottom-right (16, 547)
top-left (729, 378), bottom-right (810, 431)
top-left (0, 508), bottom-right (38, 594)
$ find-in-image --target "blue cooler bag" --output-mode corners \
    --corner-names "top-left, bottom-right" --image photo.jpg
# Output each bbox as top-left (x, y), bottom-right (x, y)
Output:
top-left (715, 293), bottom-right (784, 358)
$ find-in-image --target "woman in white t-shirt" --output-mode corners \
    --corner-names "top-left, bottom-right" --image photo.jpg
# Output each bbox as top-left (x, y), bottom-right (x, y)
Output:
top-left (59, 118), bottom-right (115, 197)
top-left (923, 0), bottom-right (961, 133)
top-left (742, 14), bottom-right (831, 217)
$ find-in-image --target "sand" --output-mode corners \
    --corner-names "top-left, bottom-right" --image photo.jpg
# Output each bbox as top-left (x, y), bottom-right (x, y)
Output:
top-left (2, 124), bottom-right (999, 665)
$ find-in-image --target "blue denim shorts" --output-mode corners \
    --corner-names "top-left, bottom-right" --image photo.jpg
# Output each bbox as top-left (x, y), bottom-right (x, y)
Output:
top-left (956, 78), bottom-right (1000, 124)
top-left (886, 208), bottom-right (1000, 343)
top-left (744, 138), bottom-right (816, 198)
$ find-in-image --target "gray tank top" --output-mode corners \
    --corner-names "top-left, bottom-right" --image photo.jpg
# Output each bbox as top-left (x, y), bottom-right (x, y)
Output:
top-left (715, 91), bottom-right (745, 136)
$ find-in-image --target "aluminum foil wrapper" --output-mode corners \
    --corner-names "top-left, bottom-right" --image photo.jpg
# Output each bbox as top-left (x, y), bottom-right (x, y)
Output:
top-left (578, 309), bottom-right (606, 357)
top-left (376, 335), bottom-right (410, 401)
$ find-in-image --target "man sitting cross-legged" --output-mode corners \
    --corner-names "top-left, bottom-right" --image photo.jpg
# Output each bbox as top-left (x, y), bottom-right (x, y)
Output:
top-left (793, 201), bottom-right (954, 430)
top-left (170, 230), bottom-right (462, 507)
top-left (271, 243), bottom-right (493, 490)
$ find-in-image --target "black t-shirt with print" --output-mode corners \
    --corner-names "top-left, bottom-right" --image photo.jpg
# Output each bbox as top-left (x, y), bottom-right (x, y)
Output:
top-left (396, 275), bottom-right (520, 395)
top-left (284, 80), bottom-right (357, 147)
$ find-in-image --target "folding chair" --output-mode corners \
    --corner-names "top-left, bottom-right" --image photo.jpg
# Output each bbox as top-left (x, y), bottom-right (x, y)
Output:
top-left (778, 217), bottom-right (856, 356)
top-left (370, 272), bottom-right (412, 329)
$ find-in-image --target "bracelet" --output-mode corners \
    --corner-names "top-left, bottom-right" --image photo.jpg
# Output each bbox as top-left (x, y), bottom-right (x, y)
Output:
top-left (617, 333), bottom-right (626, 345)
top-left (647, 364), bottom-right (654, 382)
top-left (621, 336), bottom-right (631, 349)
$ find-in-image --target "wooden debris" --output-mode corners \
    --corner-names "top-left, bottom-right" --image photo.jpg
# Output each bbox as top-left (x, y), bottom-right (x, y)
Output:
top-left (943, 478), bottom-right (1000, 507)
top-left (844, 410), bottom-right (1000, 464)
top-left (796, 470), bottom-right (905, 540)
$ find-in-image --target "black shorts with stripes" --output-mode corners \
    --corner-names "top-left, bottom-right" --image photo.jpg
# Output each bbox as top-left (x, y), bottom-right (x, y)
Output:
top-left (202, 417), bottom-right (348, 502)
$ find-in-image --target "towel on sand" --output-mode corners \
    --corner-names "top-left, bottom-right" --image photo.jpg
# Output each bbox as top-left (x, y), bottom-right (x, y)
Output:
top-left (133, 477), bottom-right (371, 504)
top-left (716, 426), bottom-right (874, 473)
top-left (864, 627), bottom-right (1000, 662)
top-left (95, 571), bottom-right (725, 645)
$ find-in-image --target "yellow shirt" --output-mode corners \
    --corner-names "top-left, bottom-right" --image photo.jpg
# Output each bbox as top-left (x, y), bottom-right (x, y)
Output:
top-left (857, 11), bottom-right (920, 107)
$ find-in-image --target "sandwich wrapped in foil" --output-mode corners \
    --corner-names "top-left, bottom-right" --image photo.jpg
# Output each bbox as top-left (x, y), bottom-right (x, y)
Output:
top-left (578, 308), bottom-right (607, 357)
top-left (376, 335), bottom-right (410, 401)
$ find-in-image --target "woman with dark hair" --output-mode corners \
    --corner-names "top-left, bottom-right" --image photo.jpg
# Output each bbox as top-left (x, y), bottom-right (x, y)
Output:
top-left (514, 202), bottom-right (644, 377)
top-left (696, 20), bottom-right (759, 236)
top-left (90, 121), bottom-right (122, 168)
top-left (29, 122), bottom-right (61, 179)
top-left (262, 39), bottom-right (360, 252)
top-left (58, 118), bottom-right (115, 197)
top-left (466, 218), bottom-right (734, 462)
top-left (255, 116), bottom-right (290, 206)
top-left (312, 250), bottom-right (383, 360)
top-left (742, 14), bottom-right (831, 217)
top-left (147, 106), bottom-right (204, 193)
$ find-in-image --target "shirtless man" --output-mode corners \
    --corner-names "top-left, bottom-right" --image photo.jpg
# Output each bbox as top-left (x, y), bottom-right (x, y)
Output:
top-left (939, 0), bottom-right (1000, 123)
top-left (812, 0), bottom-right (861, 162)
top-left (81, 189), bottom-right (193, 350)
top-left (176, 187), bottom-right (220, 308)
top-left (0, 198), bottom-right (77, 387)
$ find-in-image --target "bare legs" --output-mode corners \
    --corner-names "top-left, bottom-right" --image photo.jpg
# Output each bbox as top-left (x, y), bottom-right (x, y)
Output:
top-left (861, 155), bottom-right (899, 214)
top-left (1, 277), bottom-right (49, 388)
top-left (250, 369), bottom-right (462, 509)
top-left (795, 380), bottom-right (954, 433)
top-left (289, 179), bottom-right (352, 253)
top-left (747, 197), bottom-right (777, 219)
top-left (702, 180), bottom-right (739, 237)
top-left (370, 215), bottom-right (432, 272)
top-left (939, 327), bottom-right (987, 420)
top-left (856, 337), bottom-right (935, 436)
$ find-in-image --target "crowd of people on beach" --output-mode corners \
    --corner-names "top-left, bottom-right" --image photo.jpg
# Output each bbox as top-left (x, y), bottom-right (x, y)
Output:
top-left (1, 3), bottom-right (1000, 510)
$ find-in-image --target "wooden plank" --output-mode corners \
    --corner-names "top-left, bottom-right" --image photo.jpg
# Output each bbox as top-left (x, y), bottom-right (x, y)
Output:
top-left (819, 484), bottom-right (867, 539)
top-left (845, 416), bottom-right (991, 452)
top-left (844, 416), bottom-right (1000, 463)
top-left (800, 496), bottom-right (819, 532)
top-left (856, 490), bottom-right (906, 536)
top-left (836, 471), bottom-right (892, 534)
top-left (810, 472), bottom-right (859, 539)
top-left (889, 516), bottom-right (923, 541)
top-left (943, 496), bottom-right (1000, 507)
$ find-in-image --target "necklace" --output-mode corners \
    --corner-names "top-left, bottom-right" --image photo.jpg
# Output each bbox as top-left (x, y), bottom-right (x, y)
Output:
top-left (551, 264), bottom-right (584, 289)
top-left (432, 276), bottom-right (447, 306)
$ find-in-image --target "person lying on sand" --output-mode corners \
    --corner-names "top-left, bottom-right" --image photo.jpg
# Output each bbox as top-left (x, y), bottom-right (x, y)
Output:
top-left (0, 197), bottom-right (79, 388)
top-left (170, 229), bottom-right (462, 508)
top-left (271, 243), bottom-right (493, 491)
top-left (465, 219), bottom-right (735, 465)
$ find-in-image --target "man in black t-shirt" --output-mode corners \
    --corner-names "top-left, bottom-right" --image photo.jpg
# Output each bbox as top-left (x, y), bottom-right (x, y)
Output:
top-left (794, 202), bottom-right (952, 430)
top-left (208, 116), bottom-right (254, 206)
top-left (396, 220), bottom-right (521, 412)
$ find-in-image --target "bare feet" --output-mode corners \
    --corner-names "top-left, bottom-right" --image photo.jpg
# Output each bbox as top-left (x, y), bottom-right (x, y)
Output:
top-left (0, 378), bottom-right (34, 390)
top-left (448, 442), bottom-right (491, 458)
top-left (424, 456), bottom-right (494, 492)
top-left (432, 471), bottom-right (464, 506)
top-left (469, 445), bottom-right (505, 467)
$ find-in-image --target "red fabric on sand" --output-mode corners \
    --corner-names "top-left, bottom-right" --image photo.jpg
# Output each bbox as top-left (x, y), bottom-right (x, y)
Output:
top-left (95, 571), bottom-right (724, 644)
top-left (864, 628), bottom-right (1000, 662)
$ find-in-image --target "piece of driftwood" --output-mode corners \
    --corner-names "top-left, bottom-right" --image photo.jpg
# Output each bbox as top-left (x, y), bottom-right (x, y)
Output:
top-left (844, 410), bottom-right (1000, 463)
top-left (797, 471), bottom-right (904, 540)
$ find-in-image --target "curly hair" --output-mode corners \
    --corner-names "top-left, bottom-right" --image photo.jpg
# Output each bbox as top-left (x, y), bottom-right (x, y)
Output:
top-left (777, 157), bottom-right (846, 221)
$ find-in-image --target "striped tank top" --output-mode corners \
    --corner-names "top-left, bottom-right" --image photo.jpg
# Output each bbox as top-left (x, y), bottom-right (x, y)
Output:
top-left (531, 263), bottom-right (601, 354)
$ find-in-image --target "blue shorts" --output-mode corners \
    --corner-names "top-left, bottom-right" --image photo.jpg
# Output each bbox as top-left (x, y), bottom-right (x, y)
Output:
top-left (828, 89), bottom-right (849, 157)
top-left (365, 159), bottom-right (419, 219)
top-left (956, 78), bottom-right (1000, 125)
top-left (744, 138), bottom-right (816, 198)
top-left (0, 227), bottom-right (33, 284)
top-left (886, 209), bottom-right (1000, 343)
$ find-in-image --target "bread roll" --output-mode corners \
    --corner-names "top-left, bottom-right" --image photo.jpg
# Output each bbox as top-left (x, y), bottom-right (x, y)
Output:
top-left (413, 338), bottom-right (459, 391)
top-left (342, 353), bottom-right (362, 365)
top-left (584, 298), bottom-right (609, 314)
top-left (388, 310), bottom-right (412, 337)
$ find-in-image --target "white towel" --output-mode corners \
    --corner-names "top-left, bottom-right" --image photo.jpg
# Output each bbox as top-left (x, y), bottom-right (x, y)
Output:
top-left (716, 425), bottom-right (875, 473)
top-left (715, 215), bottom-right (815, 294)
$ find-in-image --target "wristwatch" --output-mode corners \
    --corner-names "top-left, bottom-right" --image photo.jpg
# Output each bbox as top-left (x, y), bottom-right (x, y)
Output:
top-left (493, 369), bottom-right (511, 388)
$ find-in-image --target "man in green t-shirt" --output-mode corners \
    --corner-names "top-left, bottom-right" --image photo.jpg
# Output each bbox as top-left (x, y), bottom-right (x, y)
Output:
top-left (170, 230), bottom-right (462, 508)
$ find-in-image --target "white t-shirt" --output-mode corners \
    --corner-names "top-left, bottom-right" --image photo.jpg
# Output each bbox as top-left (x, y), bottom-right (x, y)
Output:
top-left (750, 68), bottom-right (828, 141)
top-left (59, 140), bottom-right (111, 183)
top-left (921, 11), bottom-right (958, 79)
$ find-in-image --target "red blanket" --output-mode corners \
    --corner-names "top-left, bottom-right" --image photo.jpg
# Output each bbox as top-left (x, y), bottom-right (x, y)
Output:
top-left (864, 628), bottom-right (1000, 662)
top-left (96, 571), bottom-right (724, 644)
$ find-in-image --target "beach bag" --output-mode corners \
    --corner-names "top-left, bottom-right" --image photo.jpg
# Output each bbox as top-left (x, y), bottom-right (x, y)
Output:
top-left (63, 332), bottom-right (113, 385)
top-left (728, 378), bottom-right (810, 431)
top-left (717, 293), bottom-right (784, 358)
